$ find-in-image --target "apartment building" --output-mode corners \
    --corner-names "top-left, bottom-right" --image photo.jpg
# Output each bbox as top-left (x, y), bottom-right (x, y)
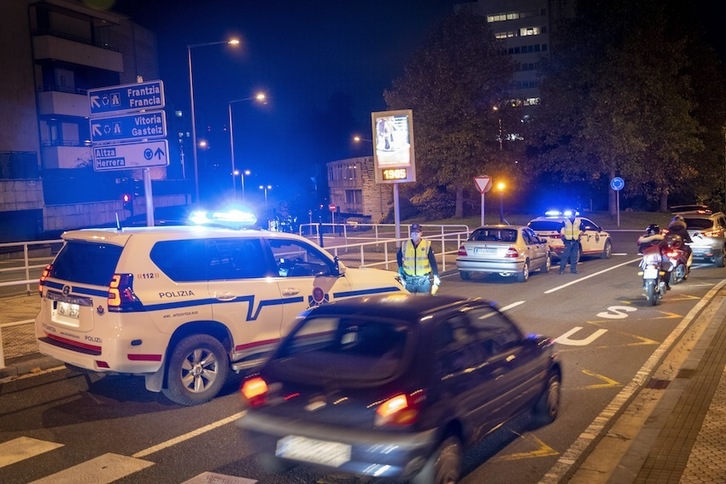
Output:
top-left (0, 0), bottom-right (182, 242)
top-left (327, 157), bottom-right (393, 224)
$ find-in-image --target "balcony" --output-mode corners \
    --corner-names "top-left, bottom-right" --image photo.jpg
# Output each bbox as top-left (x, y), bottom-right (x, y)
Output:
top-left (37, 89), bottom-right (89, 117)
top-left (33, 35), bottom-right (123, 72)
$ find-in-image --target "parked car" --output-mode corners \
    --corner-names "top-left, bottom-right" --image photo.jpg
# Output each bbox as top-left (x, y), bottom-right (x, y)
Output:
top-left (238, 294), bottom-right (562, 483)
top-left (675, 208), bottom-right (726, 267)
top-left (35, 210), bottom-right (406, 406)
top-left (456, 225), bottom-right (551, 282)
top-left (528, 211), bottom-right (612, 262)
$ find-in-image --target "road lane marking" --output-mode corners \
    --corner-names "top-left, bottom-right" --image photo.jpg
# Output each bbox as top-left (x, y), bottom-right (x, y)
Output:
top-left (544, 258), bottom-right (641, 294)
top-left (0, 437), bottom-right (63, 468)
top-left (580, 369), bottom-right (621, 389)
top-left (541, 278), bottom-right (726, 483)
top-left (30, 453), bottom-right (153, 484)
top-left (132, 411), bottom-right (245, 459)
top-left (554, 327), bottom-right (608, 346)
top-left (492, 434), bottom-right (558, 461)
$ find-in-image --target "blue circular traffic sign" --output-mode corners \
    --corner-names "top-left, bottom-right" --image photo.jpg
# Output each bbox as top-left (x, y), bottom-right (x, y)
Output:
top-left (610, 177), bottom-right (625, 191)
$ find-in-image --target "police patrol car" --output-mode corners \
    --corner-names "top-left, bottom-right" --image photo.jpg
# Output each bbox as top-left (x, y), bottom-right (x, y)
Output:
top-left (528, 210), bottom-right (613, 261)
top-left (35, 211), bottom-right (406, 405)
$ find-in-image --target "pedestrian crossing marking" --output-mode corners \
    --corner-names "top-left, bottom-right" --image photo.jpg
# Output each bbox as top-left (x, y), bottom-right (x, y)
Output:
top-left (30, 452), bottom-right (153, 484)
top-left (0, 437), bottom-right (63, 468)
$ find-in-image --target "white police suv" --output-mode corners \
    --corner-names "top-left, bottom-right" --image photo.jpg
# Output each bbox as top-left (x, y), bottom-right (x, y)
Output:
top-left (35, 216), bottom-right (406, 405)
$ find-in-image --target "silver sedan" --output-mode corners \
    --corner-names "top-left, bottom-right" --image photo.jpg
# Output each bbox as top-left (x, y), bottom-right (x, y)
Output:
top-left (456, 225), bottom-right (551, 282)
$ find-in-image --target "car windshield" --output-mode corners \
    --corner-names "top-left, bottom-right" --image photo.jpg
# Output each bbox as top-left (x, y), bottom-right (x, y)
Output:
top-left (470, 228), bottom-right (518, 243)
top-left (684, 218), bottom-right (714, 230)
top-left (270, 316), bottom-right (411, 386)
top-left (528, 220), bottom-right (564, 231)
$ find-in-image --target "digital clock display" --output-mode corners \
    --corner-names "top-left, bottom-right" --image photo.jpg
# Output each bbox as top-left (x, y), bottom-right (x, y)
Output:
top-left (381, 168), bottom-right (408, 181)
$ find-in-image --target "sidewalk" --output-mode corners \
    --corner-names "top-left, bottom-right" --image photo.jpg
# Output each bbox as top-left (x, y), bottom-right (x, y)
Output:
top-left (1, 288), bottom-right (725, 483)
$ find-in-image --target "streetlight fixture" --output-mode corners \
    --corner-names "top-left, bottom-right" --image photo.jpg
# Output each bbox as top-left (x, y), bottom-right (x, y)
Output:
top-left (496, 181), bottom-right (506, 223)
top-left (187, 38), bottom-right (240, 203)
top-left (233, 169), bottom-right (251, 202)
top-left (353, 135), bottom-right (372, 143)
top-left (229, 92), bottom-right (266, 196)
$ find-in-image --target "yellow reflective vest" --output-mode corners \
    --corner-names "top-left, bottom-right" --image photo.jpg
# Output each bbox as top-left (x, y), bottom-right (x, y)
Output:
top-left (560, 218), bottom-right (582, 241)
top-left (402, 239), bottom-right (432, 276)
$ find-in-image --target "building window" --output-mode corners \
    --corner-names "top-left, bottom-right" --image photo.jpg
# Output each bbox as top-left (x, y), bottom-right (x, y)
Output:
top-left (345, 190), bottom-right (362, 205)
top-left (520, 26), bottom-right (541, 36)
top-left (495, 31), bottom-right (516, 39)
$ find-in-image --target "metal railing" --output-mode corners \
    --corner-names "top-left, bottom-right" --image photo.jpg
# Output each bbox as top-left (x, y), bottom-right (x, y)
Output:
top-left (0, 239), bottom-right (63, 296)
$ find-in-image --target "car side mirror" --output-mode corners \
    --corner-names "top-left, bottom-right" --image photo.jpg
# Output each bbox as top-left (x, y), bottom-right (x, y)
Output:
top-left (333, 256), bottom-right (345, 276)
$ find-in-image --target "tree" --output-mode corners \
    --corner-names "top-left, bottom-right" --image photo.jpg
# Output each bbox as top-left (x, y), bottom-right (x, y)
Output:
top-left (383, 11), bottom-right (514, 218)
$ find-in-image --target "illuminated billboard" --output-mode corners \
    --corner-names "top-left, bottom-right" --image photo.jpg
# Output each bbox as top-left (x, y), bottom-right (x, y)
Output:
top-left (371, 109), bottom-right (416, 184)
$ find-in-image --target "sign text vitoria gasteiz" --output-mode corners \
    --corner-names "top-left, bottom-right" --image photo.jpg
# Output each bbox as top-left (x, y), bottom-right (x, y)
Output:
top-left (90, 111), bottom-right (167, 143)
top-left (88, 80), bottom-right (165, 115)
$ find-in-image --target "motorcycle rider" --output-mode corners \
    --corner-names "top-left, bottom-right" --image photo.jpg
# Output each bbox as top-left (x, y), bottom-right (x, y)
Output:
top-left (637, 224), bottom-right (671, 290)
top-left (667, 214), bottom-right (693, 268)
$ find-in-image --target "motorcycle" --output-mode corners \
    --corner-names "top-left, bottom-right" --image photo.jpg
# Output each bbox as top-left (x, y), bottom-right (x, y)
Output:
top-left (663, 234), bottom-right (691, 285)
top-left (639, 246), bottom-right (668, 306)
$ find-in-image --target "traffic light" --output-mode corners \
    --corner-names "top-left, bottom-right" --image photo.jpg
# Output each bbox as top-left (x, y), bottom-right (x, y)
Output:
top-left (122, 193), bottom-right (132, 211)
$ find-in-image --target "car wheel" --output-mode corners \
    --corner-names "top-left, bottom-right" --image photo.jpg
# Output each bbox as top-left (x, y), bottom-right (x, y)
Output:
top-left (715, 247), bottom-right (725, 268)
top-left (459, 271), bottom-right (471, 280)
top-left (413, 436), bottom-right (462, 484)
top-left (601, 239), bottom-right (612, 259)
top-left (517, 261), bottom-right (530, 283)
top-left (162, 334), bottom-right (229, 406)
top-left (533, 372), bottom-right (561, 426)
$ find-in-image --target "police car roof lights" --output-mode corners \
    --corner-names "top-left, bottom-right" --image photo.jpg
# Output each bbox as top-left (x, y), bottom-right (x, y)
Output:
top-left (544, 209), bottom-right (580, 218)
top-left (189, 209), bottom-right (257, 227)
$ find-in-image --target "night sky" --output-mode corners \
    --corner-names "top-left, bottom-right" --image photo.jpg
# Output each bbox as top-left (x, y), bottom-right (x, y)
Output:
top-left (105, 0), bottom-right (461, 206)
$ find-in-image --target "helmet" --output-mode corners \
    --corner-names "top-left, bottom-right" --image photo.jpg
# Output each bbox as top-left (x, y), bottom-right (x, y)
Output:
top-left (410, 223), bottom-right (422, 234)
top-left (645, 224), bottom-right (660, 236)
top-left (672, 214), bottom-right (685, 223)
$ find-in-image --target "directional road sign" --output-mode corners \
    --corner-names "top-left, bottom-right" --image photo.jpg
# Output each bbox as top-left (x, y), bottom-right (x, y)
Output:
top-left (610, 177), bottom-right (625, 191)
top-left (88, 80), bottom-right (165, 115)
top-left (90, 111), bottom-right (166, 143)
top-left (92, 140), bottom-right (169, 172)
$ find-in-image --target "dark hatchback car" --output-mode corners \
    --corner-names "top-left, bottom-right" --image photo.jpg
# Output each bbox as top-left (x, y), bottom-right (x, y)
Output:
top-left (238, 294), bottom-right (562, 483)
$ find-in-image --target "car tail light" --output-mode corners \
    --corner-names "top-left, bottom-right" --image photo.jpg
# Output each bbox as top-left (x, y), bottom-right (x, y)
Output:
top-left (550, 234), bottom-right (561, 239)
top-left (457, 245), bottom-right (467, 256)
top-left (108, 273), bottom-right (142, 312)
top-left (241, 376), bottom-right (269, 407)
top-left (375, 391), bottom-right (424, 427)
top-left (701, 229), bottom-right (720, 238)
top-left (665, 249), bottom-right (680, 259)
top-left (505, 247), bottom-right (519, 258)
top-left (38, 264), bottom-right (51, 296)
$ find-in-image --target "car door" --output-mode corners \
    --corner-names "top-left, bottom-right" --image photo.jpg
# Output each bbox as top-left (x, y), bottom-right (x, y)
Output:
top-left (207, 237), bottom-right (286, 354)
top-left (268, 237), bottom-right (351, 332)
top-left (522, 227), bottom-right (547, 269)
top-left (579, 217), bottom-right (605, 256)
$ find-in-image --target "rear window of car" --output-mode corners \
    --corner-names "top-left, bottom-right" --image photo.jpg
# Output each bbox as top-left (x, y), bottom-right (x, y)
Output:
top-left (50, 241), bottom-right (122, 286)
top-left (270, 316), bottom-right (411, 385)
top-left (683, 218), bottom-right (714, 230)
top-left (528, 220), bottom-right (564, 231)
top-left (470, 228), bottom-right (518, 242)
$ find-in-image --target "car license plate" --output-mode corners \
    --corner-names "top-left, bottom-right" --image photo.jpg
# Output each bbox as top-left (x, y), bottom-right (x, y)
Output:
top-left (474, 247), bottom-right (496, 255)
top-left (643, 266), bottom-right (659, 279)
top-left (53, 301), bottom-right (80, 324)
top-left (276, 435), bottom-right (351, 467)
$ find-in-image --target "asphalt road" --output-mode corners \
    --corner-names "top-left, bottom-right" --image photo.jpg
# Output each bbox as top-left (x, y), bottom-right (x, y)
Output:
top-left (0, 230), bottom-right (723, 483)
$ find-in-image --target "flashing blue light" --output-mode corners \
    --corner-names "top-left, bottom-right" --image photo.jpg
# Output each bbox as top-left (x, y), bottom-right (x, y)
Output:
top-left (188, 209), bottom-right (257, 227)
top-left (544, 210), bottom-right (562, 217)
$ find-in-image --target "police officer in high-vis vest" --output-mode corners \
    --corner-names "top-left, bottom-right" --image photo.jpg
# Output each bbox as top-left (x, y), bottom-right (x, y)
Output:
top-left (396, 224), bottom-right (440, 294)
top-left (559, 213), bottom-right (582, 274)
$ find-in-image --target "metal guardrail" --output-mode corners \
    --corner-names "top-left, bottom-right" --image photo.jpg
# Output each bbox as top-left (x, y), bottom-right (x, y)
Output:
top-left (0, 239), bottom-right (63, 296)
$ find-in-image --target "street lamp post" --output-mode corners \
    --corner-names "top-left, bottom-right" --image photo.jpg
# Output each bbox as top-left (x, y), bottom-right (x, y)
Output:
top-left (229, 93), bottom-right (266, 196)
top-left (259, 184), bottom-right (272, 216)
top-left (187, 38), bottom-right (239, 203)
top-left (233, 169), bottom-right (251, 202)
top-left (497, 181), bottom-right (506, 223)
top-left (493, 106), bottom-right (503, 151)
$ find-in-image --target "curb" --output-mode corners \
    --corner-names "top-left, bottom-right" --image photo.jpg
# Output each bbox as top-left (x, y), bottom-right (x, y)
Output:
top-left (0, 353), bottom-right (64, 380)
